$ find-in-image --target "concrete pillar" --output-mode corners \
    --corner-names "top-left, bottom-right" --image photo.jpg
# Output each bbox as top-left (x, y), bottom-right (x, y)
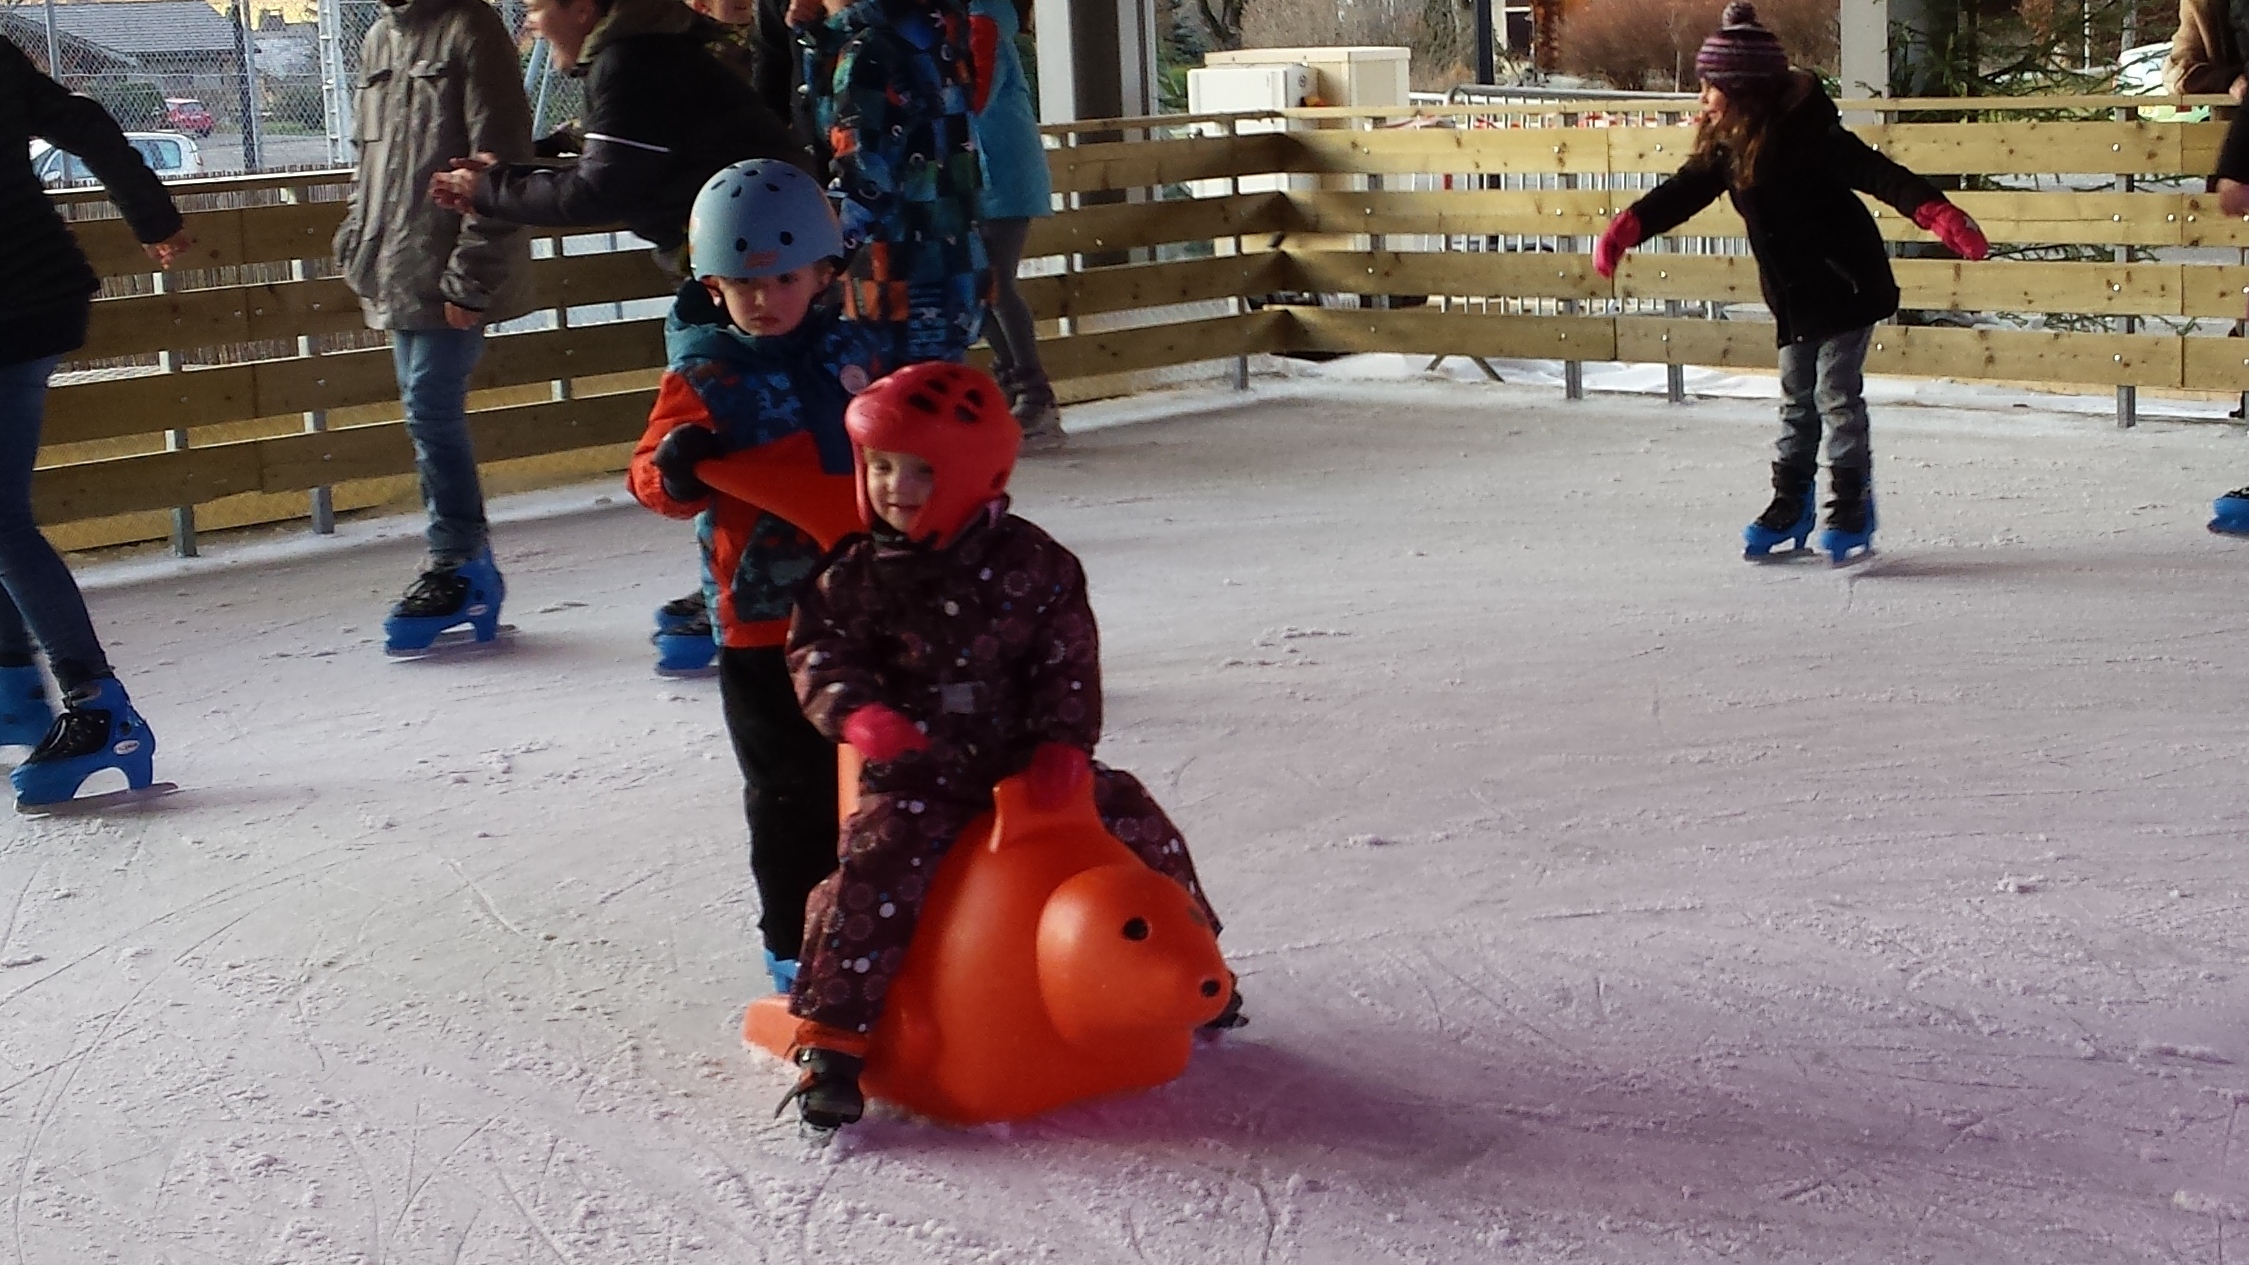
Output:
top-left (1034, 0), bottom-right (1156, 124)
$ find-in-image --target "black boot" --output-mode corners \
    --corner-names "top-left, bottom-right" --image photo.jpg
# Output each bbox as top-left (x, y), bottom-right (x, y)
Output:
top-left (777, 1048), bottom-right (865, 1131)
top-left (1754, 462), bottom-right (1816, 532)
top-left (1825, 465), bottom-right (1872, 535)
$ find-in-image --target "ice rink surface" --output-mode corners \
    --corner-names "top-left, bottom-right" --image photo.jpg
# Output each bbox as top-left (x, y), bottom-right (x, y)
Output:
top-left (5, 364), bottom-right (2248, 1263)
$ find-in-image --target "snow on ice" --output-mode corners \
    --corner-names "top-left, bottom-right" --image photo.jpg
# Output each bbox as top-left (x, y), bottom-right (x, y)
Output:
top-left (3, 361), bottom-right (2248, 1262)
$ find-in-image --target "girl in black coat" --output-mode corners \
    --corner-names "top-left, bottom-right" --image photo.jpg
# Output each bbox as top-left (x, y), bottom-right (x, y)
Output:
top-left (1593, 3), bottom-right (1988, 565)
top-left (0, 37), bottom-right (191, 807)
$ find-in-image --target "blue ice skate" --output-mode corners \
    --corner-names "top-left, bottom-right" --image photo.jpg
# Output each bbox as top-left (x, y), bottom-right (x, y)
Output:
top-left (1743, 488), bottom-right (1816, 561)
top-left (12, 677), bottom-right (160, 809)
top-left (1821, 487), bottom-right (1878, 568)
top-left (652, 592), bottom-right (718, 676)
top-left (385, 550), bottom-right (506, 655)
top-left (2209, 486), bottom-right (2249, 536)
top-left (764, 949), bottom-right (798, 994)
top-left (0, 664), bottom-right (53, 750)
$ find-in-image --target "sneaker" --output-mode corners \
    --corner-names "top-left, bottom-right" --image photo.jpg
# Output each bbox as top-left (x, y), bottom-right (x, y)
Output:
top-left (11, 677), bottom-right (157, 807)
top-left (0, 664), bottom-right (52, 749)
top-left (777, 1047), bottom-right (865, 1131)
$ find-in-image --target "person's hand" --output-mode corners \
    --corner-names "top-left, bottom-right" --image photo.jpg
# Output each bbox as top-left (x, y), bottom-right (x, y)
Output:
top-left (1023, 742), bottom-right (1090, 810)
top-left (443, 302), bottom-right (482, 330)
top-left (1592, 208), bottom-right (1641, 279)
top-left (841, 705), bottom-right (930, 762)
top-left (428, 154), bottom-right (495, 214)
top-left (141, 227), bottom-right (194, 269)
top-left (786, 0), bottom-right (820, 24)
top-left (1913, 200), bottom-right (1988, 262)
top-left (652, 423), bottom-right (723, 502)
top-left (2230, 74), bottom-right (2246, 103)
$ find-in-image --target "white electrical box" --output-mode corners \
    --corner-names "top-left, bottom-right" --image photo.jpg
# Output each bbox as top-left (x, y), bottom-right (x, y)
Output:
top-left (1185, 64), bottom-right (1313, 197)
top-left (1203, 46), bottom-right (1411, 110)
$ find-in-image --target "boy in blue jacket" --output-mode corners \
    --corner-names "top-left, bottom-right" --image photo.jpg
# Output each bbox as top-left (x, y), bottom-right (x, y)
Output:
top-left (794, 0), bottom-right (989, 364)
top-left (628, 159), bottom-right (894, 994)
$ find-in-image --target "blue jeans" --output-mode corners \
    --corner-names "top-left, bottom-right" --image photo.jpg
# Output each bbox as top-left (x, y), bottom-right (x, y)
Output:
top-left (392, 327), bottom-right (489, 566)
top-left (1775, 325), bottom-right (1875, 473)
top-left (0, 355), bottom-right (111, 691)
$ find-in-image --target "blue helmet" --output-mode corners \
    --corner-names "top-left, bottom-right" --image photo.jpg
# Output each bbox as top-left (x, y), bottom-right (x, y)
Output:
top-left (686, 159), bottom-right (844, 280)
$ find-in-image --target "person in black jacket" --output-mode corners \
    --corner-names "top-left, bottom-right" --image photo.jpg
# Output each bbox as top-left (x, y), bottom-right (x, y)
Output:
top-left (0, 37), bottom-right (191, 808)
top-left (428, 0), bottom-right (806, 276)
top-left (1593, 3), bottom-right (1989, 566)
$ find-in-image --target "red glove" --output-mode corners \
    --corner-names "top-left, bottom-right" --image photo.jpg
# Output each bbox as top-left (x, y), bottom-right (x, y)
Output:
top-left (1592, 209), bottom-right (1641, 279)
top-left (1913, 201), bottom-right (1989, 261)
top-left (1024, 743), bottom-right (1090, 810)
top-left (841, 706), bottom-right (929, 762)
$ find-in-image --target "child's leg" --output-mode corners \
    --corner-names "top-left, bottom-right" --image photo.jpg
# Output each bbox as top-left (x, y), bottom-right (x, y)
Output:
top-left (1773, 336), bottom-right (1823, 477)
top-left (790, 792), bottom-right (987, 1037)
top-left (1091, 766), bottom-right (1222, 934)
top-left (719, 645), bottom-right (841, 963)
top-left (1811, 325), bottom-right (1876, 475)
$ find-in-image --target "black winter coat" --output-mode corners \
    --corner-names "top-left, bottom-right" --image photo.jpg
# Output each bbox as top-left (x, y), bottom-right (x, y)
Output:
top-left (0, 38), bottom-right (183, 364)
top-left (472, 0), bottom-right (804, 251)
top-left (1627, 74), bottom-right (1945, 347)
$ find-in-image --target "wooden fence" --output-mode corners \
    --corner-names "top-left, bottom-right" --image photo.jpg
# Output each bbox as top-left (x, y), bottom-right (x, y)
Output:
top-left (37, 94), bottom-right (2246, 550)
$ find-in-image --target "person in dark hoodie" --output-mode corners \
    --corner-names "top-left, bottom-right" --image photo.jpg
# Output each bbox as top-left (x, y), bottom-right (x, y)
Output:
top-left (429, 0), bottom-right (806, 277)
top-left (1593, 3), bottom-right (1989, 567)
top-left (0, 38), bottom-right (191, 808)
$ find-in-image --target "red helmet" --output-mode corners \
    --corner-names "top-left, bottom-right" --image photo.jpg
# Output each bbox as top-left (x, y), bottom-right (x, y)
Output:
top-left (846, 362), bottom-right (1022, 546)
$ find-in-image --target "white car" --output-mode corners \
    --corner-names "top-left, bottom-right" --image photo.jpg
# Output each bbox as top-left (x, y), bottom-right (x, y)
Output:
top-left (28, 131), bottom-right (205, 188)
top-left (2116, 41), bottom-right (2211, 123)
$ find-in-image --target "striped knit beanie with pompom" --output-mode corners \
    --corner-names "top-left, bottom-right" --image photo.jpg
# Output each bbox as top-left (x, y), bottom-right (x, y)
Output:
top-left (1694, 2), bottom-right (1790, 90)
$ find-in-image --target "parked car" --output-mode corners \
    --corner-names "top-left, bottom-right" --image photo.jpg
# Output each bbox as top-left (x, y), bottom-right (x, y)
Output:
top-left (2117, 41), bottom-right (2211, 123)
top-left (163, 97), bottom-right (216, 138)
top-left (28, 132), bottom-right (205, 188)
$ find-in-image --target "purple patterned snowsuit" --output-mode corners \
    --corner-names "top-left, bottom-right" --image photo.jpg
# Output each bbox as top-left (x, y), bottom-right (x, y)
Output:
top-left (784, 505), bottom-right (1220, 1034)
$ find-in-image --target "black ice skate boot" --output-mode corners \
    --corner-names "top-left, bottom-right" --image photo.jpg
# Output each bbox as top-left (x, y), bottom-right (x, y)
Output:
top-left (1742, 461), bottom-right (1816, 561)
top-left (777, 1047), bottom-right (865, 1132)
top-left (1820, 465), bottom-right (1877, 567)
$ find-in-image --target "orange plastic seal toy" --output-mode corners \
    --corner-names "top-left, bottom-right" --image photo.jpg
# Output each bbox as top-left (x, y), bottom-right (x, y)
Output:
top-left (695, 435), bottom-right (861, 550)
top-left (742, 770), bottom-right (1232, 1125)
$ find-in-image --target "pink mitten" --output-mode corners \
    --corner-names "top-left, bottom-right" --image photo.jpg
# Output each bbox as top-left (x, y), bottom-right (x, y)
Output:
top-left (1024, 743), bottom-right (1091, 810)
top-left (1913, 201), bottom-right (1989, 261)
top-left (841, 706), bottom-right (930, 762)
top-left (1592, 209), bottom-right (1642, 279)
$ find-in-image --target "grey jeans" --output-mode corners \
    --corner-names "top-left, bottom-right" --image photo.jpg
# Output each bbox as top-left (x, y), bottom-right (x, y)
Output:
top-left (1775, 324), bottom-right (1875, 473)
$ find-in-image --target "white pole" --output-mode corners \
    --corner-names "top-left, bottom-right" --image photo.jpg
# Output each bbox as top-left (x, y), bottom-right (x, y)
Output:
top-left (1839, 0), bottom-right (1889, 121)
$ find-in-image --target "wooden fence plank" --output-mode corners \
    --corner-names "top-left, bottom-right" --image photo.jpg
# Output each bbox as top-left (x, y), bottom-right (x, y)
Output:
top-left (1290, 128), bottom-right (1611, 177)
top-left (1023, 192), bottom-right (1295, 257)
top-left (1286, 248), bottom-right (1608, 301)
top-left (1046, 131), bottom-right (1295, 194)
top-left (1036, 310), bottom-right (1281, 382)
top-left (1856, 121), bottom-right (2184, 175)
top-left (1284, 305), bottom-right (1618, 361)
top-left (1020, 252), bottom-right (1288, 321)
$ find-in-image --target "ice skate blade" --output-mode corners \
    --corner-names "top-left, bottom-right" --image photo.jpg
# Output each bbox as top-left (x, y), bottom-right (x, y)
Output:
top-left (1743, 544), bottom-right (1816, 563)
top-left (386, 623), bottom-right (518, 659)
top-left (652, 663), bottom-right (718, 680)
top-left (17, 781), bottom-right (180, 817)
top-left (1828, 546), bottom-right (1877, 569)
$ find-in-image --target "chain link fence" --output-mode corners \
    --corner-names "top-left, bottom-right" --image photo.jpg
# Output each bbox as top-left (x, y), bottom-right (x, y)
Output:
top-left (0, 0), bottom-right (577, 182)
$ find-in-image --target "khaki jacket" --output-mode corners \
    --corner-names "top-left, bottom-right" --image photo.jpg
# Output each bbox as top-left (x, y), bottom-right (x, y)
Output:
top-left (335, 0), bottom-right (533, 330)
top-left (2165, 0), bottom-right (2243, 97)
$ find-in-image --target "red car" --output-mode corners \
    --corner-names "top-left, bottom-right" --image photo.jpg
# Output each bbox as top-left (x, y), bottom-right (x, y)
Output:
top-left (163, 98), bottom-right (215, 138)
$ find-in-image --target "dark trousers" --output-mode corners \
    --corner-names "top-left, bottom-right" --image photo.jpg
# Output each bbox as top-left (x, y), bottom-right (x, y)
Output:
top-left (719, 645), bottom-right (840, 960)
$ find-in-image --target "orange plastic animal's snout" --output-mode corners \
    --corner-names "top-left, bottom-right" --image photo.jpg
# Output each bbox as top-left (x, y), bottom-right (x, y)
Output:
top-left (743, 764), bottom-right (1230, 1125)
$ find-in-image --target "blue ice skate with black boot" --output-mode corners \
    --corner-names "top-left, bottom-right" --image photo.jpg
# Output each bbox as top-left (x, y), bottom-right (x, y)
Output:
top-left (1820, 469), bottom-right (1877, 568)
top-left (0, 664), bottom-right (53, 751)
top-left (1744, 463), bottom-right (1817, 561)
top-left (652, 590), bottom-right (717, 676)
top-left (13, 677), bottom-right (172, 813)
top-left (2209, 486), bottom-right (2249, 536)
top-left (385, 549), bottom-right (507, 656)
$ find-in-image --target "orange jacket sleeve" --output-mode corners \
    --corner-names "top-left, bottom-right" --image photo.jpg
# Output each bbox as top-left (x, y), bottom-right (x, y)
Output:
top-left (696, 431), bottom-right (862, 550)
top-left (627, 374), bottom-right (716, 519)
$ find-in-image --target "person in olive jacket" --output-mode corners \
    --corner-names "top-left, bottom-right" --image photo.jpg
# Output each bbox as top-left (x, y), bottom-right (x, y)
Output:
top-left (335, 0), bottom-right (534, 652)
top-left (1593, 3), bottom-right (1988, 566)
top-left (0, 37), bottom-right (192, 807)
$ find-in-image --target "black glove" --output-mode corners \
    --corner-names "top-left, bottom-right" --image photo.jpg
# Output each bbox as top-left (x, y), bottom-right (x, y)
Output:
top-left (653, 424), bottom-right (723, 503)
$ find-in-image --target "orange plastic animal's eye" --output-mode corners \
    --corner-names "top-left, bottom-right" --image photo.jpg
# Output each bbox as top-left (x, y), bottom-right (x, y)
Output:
top-left (1122, 917), bottom-right (1149, 941)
